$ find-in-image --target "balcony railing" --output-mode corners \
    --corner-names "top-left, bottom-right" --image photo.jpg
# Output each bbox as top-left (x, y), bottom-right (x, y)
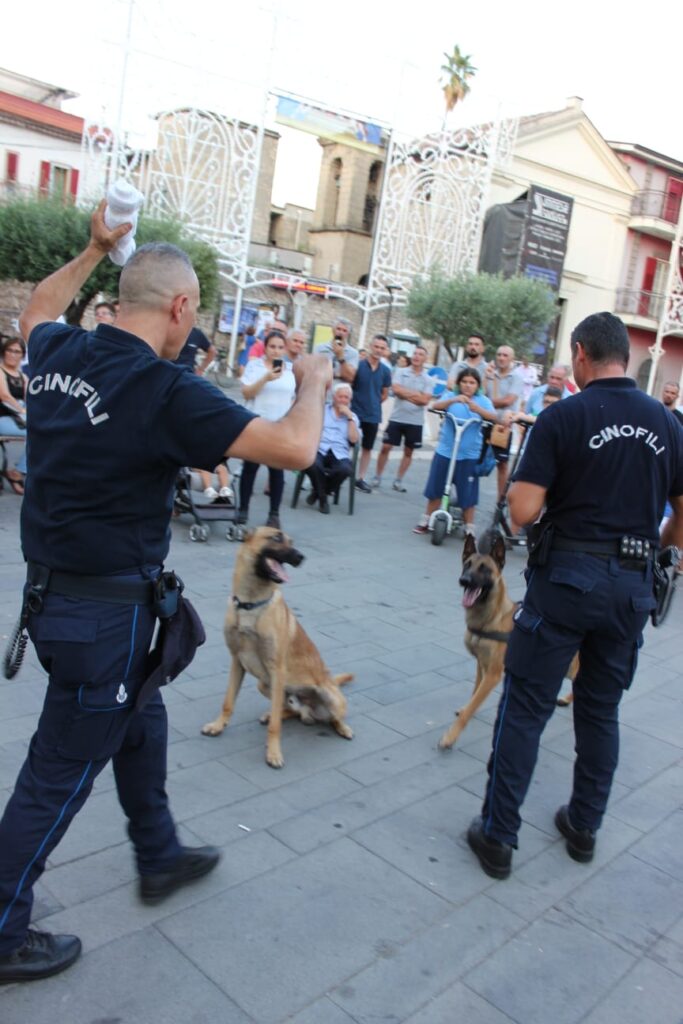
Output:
top-left (631, 189), bottom-right (681, 224)
top-left (615, 287), bottom-right (666, 321)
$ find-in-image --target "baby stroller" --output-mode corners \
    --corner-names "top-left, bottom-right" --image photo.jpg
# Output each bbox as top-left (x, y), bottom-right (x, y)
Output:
top-left (173, 465), bottom-right (238, 543)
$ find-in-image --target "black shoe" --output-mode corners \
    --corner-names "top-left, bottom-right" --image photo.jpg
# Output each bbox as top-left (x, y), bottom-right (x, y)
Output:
top-left (555, 806), bottom-right (595, 863)
top-left (139, 846), bottom-right (221, 905)
top-left (319, 499), bottom-right (330, 514)
top-left (355, 479), bottom-right (372, 494)
top-left (0, 930), bottom-right (81, 984)
top-left (305, 492), bottom-right (318, 506)
top-left (466, 817), bottom-right (512, 880)
top-left (265, 513), bottom-right (281, 529)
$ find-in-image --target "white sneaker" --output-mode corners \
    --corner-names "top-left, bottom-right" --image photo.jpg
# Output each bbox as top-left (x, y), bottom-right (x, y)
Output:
top-left (219, 486), bottom-right (234, 501)
top-left (392, 479), bottom-right (407, 492)
top-left (370, 476), bottom-right (381, 489)
top-left (203, 486), bottom-right (218, 500)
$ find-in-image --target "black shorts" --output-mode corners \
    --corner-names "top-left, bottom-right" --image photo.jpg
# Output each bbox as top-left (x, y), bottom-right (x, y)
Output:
top-left (359, 421), bottom-right (380, 451)
top-left (383, 422), bottom-right (423, 450)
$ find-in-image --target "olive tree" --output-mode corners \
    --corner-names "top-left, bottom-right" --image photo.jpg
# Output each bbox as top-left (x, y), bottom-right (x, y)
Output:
top-left (406, 271), bottom-right (558, 361)
top-left (0, 198), bottom-right (220, 324)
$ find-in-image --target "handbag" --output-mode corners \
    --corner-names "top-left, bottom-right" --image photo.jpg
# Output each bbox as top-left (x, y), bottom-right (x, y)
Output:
top-left (489, 423), bottom-right (511, 449)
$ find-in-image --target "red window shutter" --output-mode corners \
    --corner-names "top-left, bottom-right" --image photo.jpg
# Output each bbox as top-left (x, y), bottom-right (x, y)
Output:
top-left (39, 160), bottom-right (51, 194)
top-left (6, 152), bottom-right (19, 182)
top-left (69, 168), bottom-right (79, 199)
top-left (639, 257), bottom-right (657, 316)
top-left (663, 178), bottom-right (683, 223)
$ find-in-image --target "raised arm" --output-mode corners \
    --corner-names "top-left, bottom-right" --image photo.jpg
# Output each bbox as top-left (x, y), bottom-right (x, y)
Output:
top-left (227, 355), bottom-right (332, 469)
top-left (18, 202), bottom-right (132, 342)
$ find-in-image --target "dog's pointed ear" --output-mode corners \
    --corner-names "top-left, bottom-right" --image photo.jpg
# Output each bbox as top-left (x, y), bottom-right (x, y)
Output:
top-left (490, 532), bottom-right (507, 570)
top-left (462, 532), bottom-right (477, 563)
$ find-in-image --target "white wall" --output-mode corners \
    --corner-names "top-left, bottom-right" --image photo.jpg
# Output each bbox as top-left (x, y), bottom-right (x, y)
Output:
top-left (1, 122), bottom-right (82, 191)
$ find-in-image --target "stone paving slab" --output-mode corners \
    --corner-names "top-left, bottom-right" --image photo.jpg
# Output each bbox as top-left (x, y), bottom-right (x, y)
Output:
top-left (1, 927), bottom-right (252, 1024)
top-left (463, 908), bottom-right (636, 1024)
top-left (157, 837), bottom-right (449, 1023)
top-left (1, 458), bottom-right (682, 1024)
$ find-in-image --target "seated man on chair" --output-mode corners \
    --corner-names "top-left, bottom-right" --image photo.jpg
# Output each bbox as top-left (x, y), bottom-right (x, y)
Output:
top-left (306, 382), bottom-right (359, 513)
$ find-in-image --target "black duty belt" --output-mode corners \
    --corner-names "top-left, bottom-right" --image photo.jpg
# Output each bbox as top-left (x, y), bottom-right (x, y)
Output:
top-left (26, 562), bottom-right (155, 605)
top-left (551, 538), bottom-right (653, 562)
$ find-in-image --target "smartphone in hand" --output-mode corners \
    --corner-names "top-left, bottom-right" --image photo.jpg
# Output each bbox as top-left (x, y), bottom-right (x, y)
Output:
top-left (272, 358), bottom-right (283, 371)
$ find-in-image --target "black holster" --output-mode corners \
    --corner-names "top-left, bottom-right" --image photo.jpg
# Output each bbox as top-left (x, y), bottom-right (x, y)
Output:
top-left (527, 519), bottom-right (555, 568)
top-left (152, 572), bottom-right (184, 619)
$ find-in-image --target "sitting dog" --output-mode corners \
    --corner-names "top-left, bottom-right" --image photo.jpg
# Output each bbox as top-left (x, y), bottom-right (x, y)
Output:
top-left (439, 531), bottom-right (578, 749)
top-left (201, 527), bottom-right (353, 768)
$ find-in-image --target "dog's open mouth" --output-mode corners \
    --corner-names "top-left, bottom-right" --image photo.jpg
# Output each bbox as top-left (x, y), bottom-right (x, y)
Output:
top-left (264, 557), bottom-right (289, 584)
top-left (462, 586), bottom-right (483, 608)
top-left (256, 543), bottom-right (305, 584)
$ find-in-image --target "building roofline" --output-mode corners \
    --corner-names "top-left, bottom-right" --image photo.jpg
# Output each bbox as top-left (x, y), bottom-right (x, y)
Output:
top-left (608, 141), bottom-right (683, 176)
top-left (0, 90), bottom-right (83, 140)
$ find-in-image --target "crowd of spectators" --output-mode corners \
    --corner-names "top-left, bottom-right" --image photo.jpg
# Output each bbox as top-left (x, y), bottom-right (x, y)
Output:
top-left (5, 302), bottom-right (682, 545)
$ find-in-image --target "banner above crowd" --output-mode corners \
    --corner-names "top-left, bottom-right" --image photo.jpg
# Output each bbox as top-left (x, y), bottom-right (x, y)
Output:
top-left (275, 95), bottom-right (388, 155)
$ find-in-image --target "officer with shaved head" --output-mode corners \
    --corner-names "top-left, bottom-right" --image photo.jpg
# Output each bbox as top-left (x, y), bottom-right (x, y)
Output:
top-left (0, 205), bottom-right (332, 983)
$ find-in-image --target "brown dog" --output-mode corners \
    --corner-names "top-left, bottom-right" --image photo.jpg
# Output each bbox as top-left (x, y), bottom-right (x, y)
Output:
top-left (439, 531), bottom-right (578, 749)
top-left (201, 527), bottom-right (353, 768)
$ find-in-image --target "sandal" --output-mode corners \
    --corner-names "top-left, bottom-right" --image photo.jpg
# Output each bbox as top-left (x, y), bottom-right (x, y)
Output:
top-left (3, 470), bottom-right (25, 496)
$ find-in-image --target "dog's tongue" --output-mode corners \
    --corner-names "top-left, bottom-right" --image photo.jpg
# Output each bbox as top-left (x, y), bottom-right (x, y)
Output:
top-left (266, 558), bottom-right (289, 583)
top-left (462, 587), bottom-right (482, 608)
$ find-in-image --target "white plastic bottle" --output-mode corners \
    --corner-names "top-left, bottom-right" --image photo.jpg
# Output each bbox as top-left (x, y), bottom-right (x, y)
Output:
top-left (104, 179), bottom-right (144, 266)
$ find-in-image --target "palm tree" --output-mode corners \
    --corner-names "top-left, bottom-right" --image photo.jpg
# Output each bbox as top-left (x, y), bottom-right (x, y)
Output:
top-left (440, 46), bottom-right (477, 115)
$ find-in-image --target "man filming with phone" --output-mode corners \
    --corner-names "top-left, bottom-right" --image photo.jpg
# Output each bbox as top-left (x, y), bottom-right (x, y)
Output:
top-left (316, 318), bottom-right (358, 384)
top-left (238, 329), bottom-right (296, 529)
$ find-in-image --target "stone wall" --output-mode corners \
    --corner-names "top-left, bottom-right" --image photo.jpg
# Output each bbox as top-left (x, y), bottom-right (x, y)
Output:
top-left (0, 279), bottom-right (215, 338)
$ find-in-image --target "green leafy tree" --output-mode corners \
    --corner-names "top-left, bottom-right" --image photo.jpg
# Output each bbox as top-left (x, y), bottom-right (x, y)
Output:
top-left (440, 46), bottom-right (477, 115)
top-left (0, 198), bottom-right (220, 324)
top-left (407, 271), bottom-right (558, 361)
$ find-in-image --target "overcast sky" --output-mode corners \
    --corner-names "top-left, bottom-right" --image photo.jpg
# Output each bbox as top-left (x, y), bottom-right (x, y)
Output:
top-left (2, 0), bottom-right (680, 207)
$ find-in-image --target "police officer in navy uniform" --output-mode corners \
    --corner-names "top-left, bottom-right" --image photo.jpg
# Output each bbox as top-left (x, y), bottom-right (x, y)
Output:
top-left (175, 325), bottom-right (217, 374)
top-left (466, 312), bottom-right (683, 880)
top-left (0, 204), bottom-right (332, 983)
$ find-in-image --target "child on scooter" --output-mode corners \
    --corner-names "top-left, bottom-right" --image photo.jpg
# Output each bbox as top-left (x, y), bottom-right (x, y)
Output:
top-left (413, 368), bottom-right (497, 535)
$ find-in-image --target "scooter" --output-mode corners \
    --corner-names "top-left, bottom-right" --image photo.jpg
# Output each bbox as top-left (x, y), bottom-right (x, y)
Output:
top-left (428, 412), bottom-right (484, 547)
top-left (489, 422), bottom-right (530, 549)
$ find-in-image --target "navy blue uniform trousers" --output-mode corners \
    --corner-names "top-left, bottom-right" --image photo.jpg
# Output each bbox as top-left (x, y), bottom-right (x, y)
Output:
top-left (0, 588), bottom-right (182, 955)
top-left (482, 551), bottom-right (655, 847)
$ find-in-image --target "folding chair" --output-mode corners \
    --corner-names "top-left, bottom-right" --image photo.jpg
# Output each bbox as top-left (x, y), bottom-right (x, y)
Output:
top-left (290, 444), bottom-right (359, 515)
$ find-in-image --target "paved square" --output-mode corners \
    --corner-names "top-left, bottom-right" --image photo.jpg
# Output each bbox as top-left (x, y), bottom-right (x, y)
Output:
top-left (1, 445), bottom-right (681, 1023)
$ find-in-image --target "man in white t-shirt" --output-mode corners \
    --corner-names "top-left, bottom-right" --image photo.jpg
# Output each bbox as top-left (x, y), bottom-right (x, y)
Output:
top-left (371, 345), bottom-right (434, 491)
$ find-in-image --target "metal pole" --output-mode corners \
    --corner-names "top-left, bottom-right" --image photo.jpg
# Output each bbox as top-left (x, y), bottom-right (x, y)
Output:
top-left (110, 0), bottom-right (135, 186)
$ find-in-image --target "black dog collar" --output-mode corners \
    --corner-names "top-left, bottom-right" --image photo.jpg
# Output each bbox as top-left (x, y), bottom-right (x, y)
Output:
top-left (232, 595), bottom-right (273, 612)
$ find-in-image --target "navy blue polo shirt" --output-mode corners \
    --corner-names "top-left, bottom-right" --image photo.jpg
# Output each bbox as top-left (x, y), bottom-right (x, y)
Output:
top-left (175, 327), bottom-right (211, 369)
top-left (351, 359), bottom-right (392, 423)
top-left (514, 377), bottom-right (683, 543)
top-left (22, 322), bottom-right (256, 573)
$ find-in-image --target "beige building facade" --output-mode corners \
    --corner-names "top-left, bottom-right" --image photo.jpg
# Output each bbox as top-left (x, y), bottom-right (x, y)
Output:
top-left (487, 99), bottom-right (636, 364)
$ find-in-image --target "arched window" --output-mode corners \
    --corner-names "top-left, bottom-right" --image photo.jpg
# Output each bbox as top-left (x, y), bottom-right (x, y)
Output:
top-left (324, 157), bottom-right (343, 226)
top-left (363, 160), bottom-right (383, 232)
